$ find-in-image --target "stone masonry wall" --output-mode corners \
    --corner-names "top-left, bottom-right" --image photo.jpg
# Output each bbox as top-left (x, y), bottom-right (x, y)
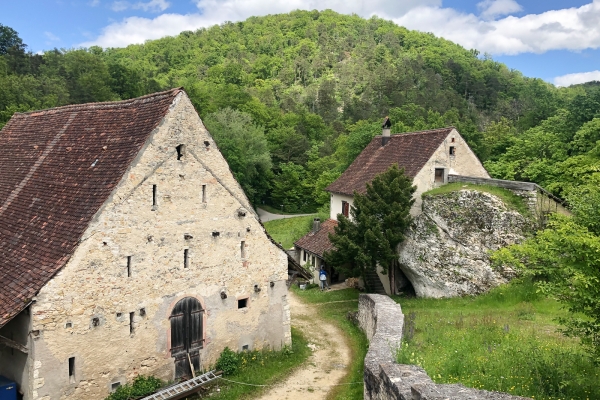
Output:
top-left (27, 93), bottom-right (290, 400)
top-left (359, 294), bottom-right (529, 400)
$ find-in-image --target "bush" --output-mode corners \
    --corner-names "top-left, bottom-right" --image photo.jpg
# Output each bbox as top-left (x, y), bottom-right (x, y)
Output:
top-left (215, 347), bottom-right (240, 376)
top-left (104, 376), bottom-right (163, 400)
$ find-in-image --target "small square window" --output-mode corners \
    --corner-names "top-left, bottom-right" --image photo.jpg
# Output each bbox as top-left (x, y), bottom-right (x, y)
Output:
top-left (111, 382), bottom-right (121, 392)
top-left (237, 298), bottom-right (248, 309)
top-left (449, 146), bottom-right (455, 156)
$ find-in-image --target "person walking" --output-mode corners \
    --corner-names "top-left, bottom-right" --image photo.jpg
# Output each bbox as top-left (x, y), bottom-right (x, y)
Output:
top-left (319, 266), bottom-right (330, 291)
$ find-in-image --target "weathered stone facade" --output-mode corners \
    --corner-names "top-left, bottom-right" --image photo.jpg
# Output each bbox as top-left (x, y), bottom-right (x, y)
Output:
top-left (1, 92), bottom-right (290, 400)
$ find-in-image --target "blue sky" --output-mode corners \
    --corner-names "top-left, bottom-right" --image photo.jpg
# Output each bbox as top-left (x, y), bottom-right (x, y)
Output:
top-left (2, 0), bottom-right (600, 86)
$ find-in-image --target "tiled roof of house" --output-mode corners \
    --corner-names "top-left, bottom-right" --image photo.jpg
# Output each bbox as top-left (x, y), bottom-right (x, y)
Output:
top-left (326, 127), bottom-right (454, 196)
top-left (0, 88), bottom-right (182, 328)
top-left (294, 219), bottom-right (338, 258)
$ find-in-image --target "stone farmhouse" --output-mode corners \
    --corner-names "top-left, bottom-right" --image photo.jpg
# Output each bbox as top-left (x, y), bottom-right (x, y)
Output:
top-left (294, 126), bottom-right (490, 290)
top-left (0, 89), bottom-right (291, 400)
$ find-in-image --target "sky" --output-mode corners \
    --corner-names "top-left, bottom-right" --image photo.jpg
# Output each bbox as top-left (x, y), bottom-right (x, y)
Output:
top-left (2, 0), bottom-right (600, 87)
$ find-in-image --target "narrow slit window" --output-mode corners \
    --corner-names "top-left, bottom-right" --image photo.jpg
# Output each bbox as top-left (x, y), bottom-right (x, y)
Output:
top-left (176, 144), bottom-right (185, 160)
top-left (303, 251), bottom-right (307, 262)
top-left (202, 185), bottom-right (206, 203)
top-left (68, 357), bottom-right (75, 382)
top-left (241, 241), bottom-right (246, 259)
top-left (129, 312), bottom-right (135, 334)
top-left (127, 256), bottom-right (132, 277)
top-left (152, 185), bottom-right (157, 207)
top-left (449, 146), bottom-right (455, 156)
top-left (184, 249), bottom-right (189, 268)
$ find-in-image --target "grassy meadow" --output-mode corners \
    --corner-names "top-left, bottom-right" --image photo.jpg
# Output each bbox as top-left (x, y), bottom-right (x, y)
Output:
top-left (202, 327), bottom-right (311, 399)
top-left (395, 280), bottom-right (600, 400)
top-left (263, 214), bottom-right (322, 249)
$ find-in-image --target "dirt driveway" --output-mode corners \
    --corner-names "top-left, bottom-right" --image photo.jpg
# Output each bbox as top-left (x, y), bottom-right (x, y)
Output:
top-left (254, 291), bottom-right (352, 400)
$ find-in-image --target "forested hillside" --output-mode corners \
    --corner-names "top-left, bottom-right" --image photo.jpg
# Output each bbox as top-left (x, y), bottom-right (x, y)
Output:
top-left (1, 11), bottom-right (599, 210)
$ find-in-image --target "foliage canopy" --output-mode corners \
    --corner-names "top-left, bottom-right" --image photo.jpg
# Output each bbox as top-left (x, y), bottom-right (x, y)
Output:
top-left (325, 164), bottom-right (415, 279)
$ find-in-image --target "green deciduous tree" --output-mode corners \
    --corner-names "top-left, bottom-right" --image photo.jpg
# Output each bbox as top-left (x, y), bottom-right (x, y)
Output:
top-left (324, 164), bottom-right (415, 290)
top-left (203, 108), bottom-right (272, 204)
top-left (492, 215), bottom-right (600, 363)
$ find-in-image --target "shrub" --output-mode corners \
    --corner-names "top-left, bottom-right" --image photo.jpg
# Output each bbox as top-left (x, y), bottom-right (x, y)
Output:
top-left (215, 347), bottom-right (240, 376)
top-left (104, 376), bottom-right (163, 400)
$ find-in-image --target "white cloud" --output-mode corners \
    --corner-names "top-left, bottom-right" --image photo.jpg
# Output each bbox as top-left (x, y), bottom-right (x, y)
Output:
top-left (90, 0), bottom-right (101, 6)
top-left (554, 70), bottom-right (600, 87)
top-left (82, 0), bottom-right (600, 56)
top-left (111, 0), bottom-right (170, 13)
top-left (82, 0), bottom-right (439, 48)
top-left (477, 0), bottom-right (522, 20)
top-left (394, 0), bottom-right (600, 55)
top-left (44, 32), bottom-right (60, 42)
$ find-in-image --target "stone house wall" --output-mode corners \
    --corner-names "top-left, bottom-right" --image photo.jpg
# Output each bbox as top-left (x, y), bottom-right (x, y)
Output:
top-left (24, 93), bottom-right (290, 400)
top-left (411, 129), bottom-right (490, 215)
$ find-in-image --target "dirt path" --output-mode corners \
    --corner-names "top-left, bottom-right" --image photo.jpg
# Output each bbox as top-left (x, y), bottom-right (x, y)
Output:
top-left (256, 207), bottom-right (316, 222)
top-left (254, 291), bottom-right (352, 400)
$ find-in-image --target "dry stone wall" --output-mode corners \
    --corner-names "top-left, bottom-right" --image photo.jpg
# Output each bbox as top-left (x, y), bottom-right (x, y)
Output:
top-left (359, 294), bottom-right (529, 400)
top-left (27, 93), bottom-right (290, 400)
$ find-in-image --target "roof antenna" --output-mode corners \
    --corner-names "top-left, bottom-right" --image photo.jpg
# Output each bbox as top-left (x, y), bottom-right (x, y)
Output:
top-left (382, 116), bottom-right (391, 146)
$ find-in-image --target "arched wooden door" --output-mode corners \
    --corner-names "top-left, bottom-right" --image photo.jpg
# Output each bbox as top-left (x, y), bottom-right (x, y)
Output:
top-left (170, 297), bottom-right (204, 379)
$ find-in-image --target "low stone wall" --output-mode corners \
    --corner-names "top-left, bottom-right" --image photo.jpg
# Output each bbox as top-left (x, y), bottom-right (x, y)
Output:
top-left (359, 294), bottom-right (529, 400)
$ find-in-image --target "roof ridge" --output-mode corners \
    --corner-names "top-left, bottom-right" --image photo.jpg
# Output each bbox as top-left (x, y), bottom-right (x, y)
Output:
top-left (13, 87), bottom-right (184, 116)
top-left (381, 126), bottom-right (455, 137)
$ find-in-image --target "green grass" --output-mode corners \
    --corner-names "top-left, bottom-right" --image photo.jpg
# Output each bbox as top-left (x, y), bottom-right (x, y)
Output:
top-left (201, 327), bottom-right (311, 399)
top-left (395, 280), bottom-right (600, 399)
top-left (422, 183), bottom-right (531, 216)
top-left (263, 215), bottom-right (316, 249)
top-left (292, 286), bottom-right (367, 400)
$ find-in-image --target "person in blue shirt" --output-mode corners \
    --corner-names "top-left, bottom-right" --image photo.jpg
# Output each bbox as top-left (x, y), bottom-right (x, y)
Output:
top-left (319, 266), bottom-right (330, 291)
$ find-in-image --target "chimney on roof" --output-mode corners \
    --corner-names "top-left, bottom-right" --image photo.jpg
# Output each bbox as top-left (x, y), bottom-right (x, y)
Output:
top-left (382, 116), bottom-right (391, 146)
top-left (312, 218), bottom-right (321, 233)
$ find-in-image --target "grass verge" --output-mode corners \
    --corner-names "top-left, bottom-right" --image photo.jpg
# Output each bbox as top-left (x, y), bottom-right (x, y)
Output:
top-left (422, 182), bottom-right (531, 216)
top-left (395, 280), bottom-right (600, 399)
top-left (263, 215), bottom-right (316, 249)
top-left (291, 286), bottom-right (367, 400)
top-left (201, 327), bottom-right (311, 399)
top-left (259, 204), bottom-right (316, 215)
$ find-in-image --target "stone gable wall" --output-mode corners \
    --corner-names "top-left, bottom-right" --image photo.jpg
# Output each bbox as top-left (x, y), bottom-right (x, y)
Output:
top-left (359, 294), bottom-right (528, 400)
top-left (27, 93), bottom-right (289, 400)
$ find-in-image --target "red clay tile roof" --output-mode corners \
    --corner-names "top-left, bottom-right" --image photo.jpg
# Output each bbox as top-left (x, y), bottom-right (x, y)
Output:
top-left (0, 88), bottom-right (183, 328)
top-left (294, 219), bottom-right (338, 258)
top-left (326, 127), bottom-right (454, 196)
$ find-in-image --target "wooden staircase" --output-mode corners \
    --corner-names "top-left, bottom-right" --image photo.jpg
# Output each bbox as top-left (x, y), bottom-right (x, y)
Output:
top-left (364, 269), bottom-right (386, 294)
top-left (141, 370), bottom-right (222, 400)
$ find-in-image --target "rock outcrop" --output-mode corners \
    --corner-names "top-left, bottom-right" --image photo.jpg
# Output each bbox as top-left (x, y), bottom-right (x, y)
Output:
top-left (398, 189), bottom-right (532, 298)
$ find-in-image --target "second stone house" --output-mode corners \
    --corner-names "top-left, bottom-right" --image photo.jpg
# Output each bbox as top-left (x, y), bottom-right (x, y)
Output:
top-left (294, 126), bottom-right (490, 290)
top-left (0, 88), bottom-right (290, 400)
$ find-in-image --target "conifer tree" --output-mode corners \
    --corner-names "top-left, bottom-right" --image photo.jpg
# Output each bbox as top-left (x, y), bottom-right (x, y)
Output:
top-left (324, 164), bottom-right (415, 292)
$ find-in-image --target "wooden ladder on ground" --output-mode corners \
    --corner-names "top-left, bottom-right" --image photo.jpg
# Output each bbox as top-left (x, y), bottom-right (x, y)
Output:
top-left (141, 370), bottom-right (222, 400)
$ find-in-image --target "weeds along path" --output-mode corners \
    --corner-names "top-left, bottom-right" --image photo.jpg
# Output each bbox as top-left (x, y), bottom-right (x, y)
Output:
top-left (254, 291), bottom-right (352, 400)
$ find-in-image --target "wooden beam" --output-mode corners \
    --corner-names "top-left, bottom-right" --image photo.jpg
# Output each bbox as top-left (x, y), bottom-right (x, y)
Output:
top-left (0, 334), bottom-right (28, 354)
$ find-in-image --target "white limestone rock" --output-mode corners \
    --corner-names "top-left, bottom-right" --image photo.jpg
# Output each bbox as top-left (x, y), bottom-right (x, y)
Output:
top-left (398, 189), bottom-right (531, 298)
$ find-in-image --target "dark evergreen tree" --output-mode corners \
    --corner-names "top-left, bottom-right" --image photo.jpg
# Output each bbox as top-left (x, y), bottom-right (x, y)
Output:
top-left (324, 164), bottom-right (415, 291)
